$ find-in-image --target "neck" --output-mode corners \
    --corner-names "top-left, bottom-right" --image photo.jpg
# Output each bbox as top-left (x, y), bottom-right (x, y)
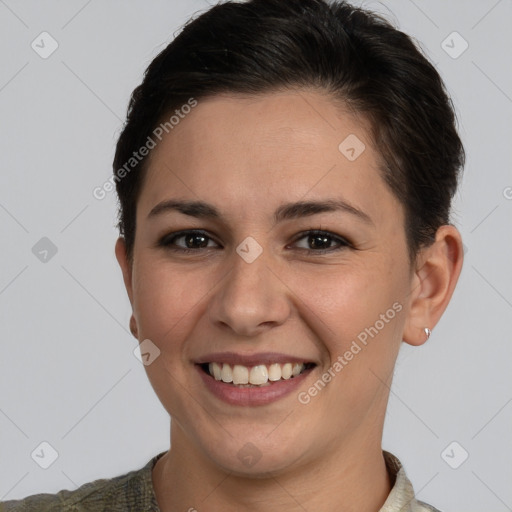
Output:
top-left (152, 425), bottom-right (392, 512)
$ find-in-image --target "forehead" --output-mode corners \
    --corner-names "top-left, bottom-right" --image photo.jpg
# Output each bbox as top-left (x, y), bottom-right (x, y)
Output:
top-left (138, 90), bottom-right (401, 225)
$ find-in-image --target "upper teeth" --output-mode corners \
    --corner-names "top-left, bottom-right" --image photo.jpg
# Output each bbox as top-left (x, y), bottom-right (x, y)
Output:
top-left (208, 362), bottom-right (305, 386)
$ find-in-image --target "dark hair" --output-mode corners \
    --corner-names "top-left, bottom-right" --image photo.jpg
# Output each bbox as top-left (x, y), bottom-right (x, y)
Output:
top-left (113, 0), bottom-right (464, 263)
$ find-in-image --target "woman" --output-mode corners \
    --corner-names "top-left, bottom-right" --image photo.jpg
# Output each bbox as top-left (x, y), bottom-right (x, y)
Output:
top-left (1, 0), bottom-right (464, 510)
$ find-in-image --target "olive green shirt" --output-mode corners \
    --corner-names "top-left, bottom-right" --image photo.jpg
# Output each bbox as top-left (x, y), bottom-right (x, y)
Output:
top-left (0, 451), bottom-right (441, 511)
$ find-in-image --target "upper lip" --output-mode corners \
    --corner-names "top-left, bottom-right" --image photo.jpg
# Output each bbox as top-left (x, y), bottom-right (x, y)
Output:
top-left (195, 352), bottom-right (315, 367)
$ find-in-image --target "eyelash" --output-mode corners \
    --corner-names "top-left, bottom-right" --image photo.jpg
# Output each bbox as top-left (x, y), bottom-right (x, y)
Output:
top-left (157, 229), bottom-right (351, 255)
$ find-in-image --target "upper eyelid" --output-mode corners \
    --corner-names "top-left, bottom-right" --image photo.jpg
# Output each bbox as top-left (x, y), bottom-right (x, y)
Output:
top-left (291, 229), bottom-right (348, 243)
top-left (163, 230), bottom-right (222, 246)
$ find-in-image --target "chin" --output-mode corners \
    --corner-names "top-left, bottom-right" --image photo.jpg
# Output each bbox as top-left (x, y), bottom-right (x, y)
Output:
top-left (209, 446), bottom-right (305, 478)
top-left (194, 425), bottom-right (313, 478)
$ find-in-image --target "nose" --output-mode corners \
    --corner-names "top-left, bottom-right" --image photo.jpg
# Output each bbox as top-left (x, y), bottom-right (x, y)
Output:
top-left (207, 246), bottom-right (291, 337)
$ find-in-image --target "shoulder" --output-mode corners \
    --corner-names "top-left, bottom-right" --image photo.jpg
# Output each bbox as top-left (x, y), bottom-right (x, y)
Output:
top-left (0, 452), bottom-right (165, 512)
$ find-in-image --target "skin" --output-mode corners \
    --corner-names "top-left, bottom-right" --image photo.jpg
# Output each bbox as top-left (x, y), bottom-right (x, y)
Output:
top-left (115, 89), bottom-right (463, 511)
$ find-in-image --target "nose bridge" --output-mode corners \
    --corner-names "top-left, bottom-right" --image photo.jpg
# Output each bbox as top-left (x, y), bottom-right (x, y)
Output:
top-left (208, 242), bottom-right (289, 336)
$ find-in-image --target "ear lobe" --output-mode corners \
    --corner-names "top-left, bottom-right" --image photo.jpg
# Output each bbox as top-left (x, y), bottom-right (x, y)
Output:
top-left (403, 225), bottom-right (464, 346)
top-left (129, 314), bottom-right (139, 339)
top-left (115, 237), bottom-right (134, 305)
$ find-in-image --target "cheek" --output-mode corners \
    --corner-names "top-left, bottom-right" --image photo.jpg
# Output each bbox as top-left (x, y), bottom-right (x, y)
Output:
top-left (131, 259), bottom-right (211, 352)
top-left (296, 260), bottom-right (406, 348)
top-left (294, 262), bottom-right (406, 418)
top-left (130, 261), bottom-right (212, 417)
top-left (298, 260), bottom-right (407, 398)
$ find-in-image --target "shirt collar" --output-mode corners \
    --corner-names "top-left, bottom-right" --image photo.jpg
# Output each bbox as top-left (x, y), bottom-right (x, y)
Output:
top-left (379, 451), bottom-right (436, 511)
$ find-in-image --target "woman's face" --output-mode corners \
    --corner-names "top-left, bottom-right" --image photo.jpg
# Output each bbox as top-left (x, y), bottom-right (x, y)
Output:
top-left (119, 90), bottom-right (416, 474)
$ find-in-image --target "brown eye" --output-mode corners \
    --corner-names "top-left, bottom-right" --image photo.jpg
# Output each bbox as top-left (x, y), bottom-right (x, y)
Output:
top-left (292, 230), bottom-right (350, 253)
top-left (158, 230), bottom-right (220, 252)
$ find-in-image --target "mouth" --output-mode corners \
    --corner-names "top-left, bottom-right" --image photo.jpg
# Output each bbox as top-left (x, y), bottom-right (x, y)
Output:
top-left (200, 361), bottom-right (316, 387)
top-left (195, 352), bottom-right (317, 406)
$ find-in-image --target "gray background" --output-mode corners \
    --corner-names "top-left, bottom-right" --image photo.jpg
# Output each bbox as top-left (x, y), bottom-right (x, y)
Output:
top-left (0, 1), bottom-right (511, 510)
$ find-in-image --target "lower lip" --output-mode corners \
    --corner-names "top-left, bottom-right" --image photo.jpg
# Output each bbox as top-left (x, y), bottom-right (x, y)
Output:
top-left (196, 366), bottom-right (313, 406)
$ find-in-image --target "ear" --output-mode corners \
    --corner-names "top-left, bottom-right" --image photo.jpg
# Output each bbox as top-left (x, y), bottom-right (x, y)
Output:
top-left (115, 237), bottom-right (133, 302)
top-left (115, 237), bottom-right (138, 339)
top-left (403, 225), bottom-right (464, 346)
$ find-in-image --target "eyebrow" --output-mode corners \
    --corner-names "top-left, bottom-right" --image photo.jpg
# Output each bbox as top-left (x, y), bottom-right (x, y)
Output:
top-left (147, 198), bottom-right (373, 225)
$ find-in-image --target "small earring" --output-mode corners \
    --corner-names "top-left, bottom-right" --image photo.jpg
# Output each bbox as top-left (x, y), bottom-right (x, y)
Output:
top-left (424, 327), bottom-right (432, 340)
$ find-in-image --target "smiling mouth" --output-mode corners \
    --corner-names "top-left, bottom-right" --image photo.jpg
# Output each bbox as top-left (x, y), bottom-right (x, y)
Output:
top-left (200, 362), bottom-right (315, 387)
